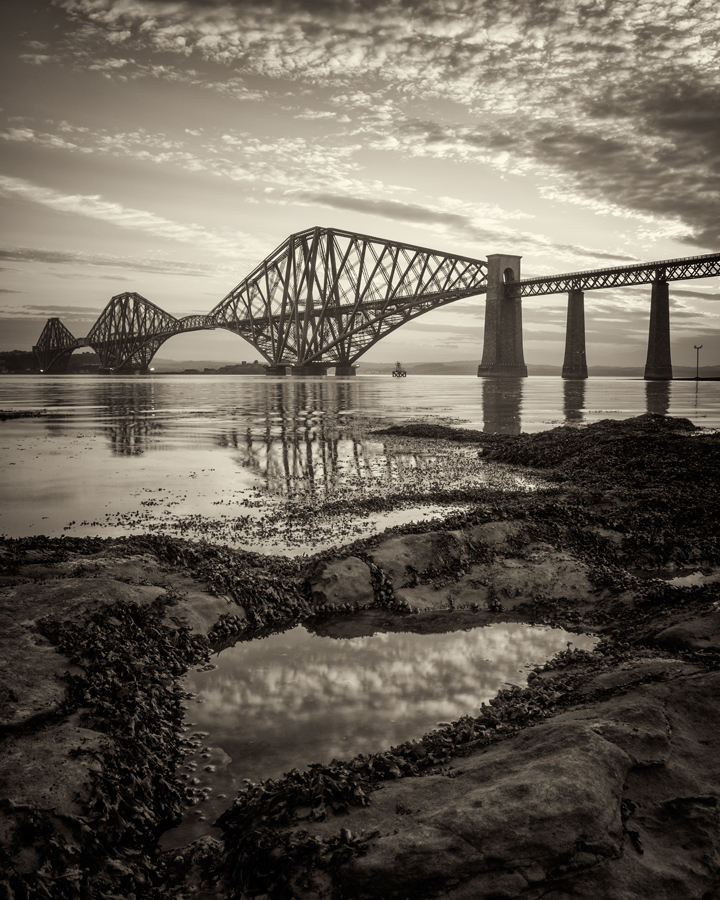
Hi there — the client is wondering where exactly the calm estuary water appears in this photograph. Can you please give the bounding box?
[1,374,718,551]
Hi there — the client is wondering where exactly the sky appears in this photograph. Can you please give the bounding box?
[1,0,719,368]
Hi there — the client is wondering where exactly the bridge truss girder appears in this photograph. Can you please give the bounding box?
[515,252,720,297]
[33,318,83,373]
[210,227,488,365]
[87,292,181,371]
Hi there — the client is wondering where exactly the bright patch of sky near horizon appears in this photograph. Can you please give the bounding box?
[1,0,719,366]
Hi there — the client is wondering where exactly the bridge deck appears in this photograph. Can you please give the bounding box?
[513,251,720,297]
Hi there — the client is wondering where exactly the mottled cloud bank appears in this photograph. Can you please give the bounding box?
[0,122,638,268]
[42,0,720,248]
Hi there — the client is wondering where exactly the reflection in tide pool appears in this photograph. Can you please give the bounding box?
[166,621,596,847]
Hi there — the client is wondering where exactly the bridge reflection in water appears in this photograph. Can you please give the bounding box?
[69,378,537,501]
[99,380,167,456]
[563,380,585,424]
[482,379,523,435]
[216,381,375,498]
[645,380,671,417]
[50,377,686,468]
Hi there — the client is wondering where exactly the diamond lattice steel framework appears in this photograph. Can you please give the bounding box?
[33,318,85,373]
[83,293,217,371]
[32,228,489,372]
[210,227,489,366]
[86,292,180,371]
[513,252,720,297]
[33,229,720,375]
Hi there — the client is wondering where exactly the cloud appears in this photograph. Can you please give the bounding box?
[0,175,258,259]
[19,54,54,65]
[669,287,720,301]
[293,191,473,230]
[1,126,94,153]
[294,110,339,120]
[0,246,214,276]
[52,272,132,281]
[15,0,720,263]
[0,288,23,294]
[291,189,639,268]
[2,121,363,193]
[23,303,97,313]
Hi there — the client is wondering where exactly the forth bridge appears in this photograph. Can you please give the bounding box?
[32,226,720,380]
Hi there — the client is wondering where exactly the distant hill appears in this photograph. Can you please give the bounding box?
[151,358,262,372]
[4,349,718,378]
[359,361,720,378]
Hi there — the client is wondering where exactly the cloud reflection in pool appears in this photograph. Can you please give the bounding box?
[169,621,596,846]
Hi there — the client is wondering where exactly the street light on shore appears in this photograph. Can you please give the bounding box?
[694,344,703,380]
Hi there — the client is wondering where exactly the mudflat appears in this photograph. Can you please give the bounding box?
[1,413,719,899]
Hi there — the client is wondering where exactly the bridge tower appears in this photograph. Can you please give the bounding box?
[33,318,79,373]
[477,254,527,377]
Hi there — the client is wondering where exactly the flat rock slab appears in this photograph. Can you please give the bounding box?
[1,576,166,623]
[652,610,720,651]
[371,536,598,612]
[293,670,720,900]
[464,520,525,549]
[0,570,236,730]
[310,556,375,608]
[0,713,108,874]
[0,578,164,730]
[394,583,455,611]
[487,544,597,608]
[577,657,699,697]
[163,590,243,635]
[0,608,78,730]
[309,720,631,897]
[13,552,161,584]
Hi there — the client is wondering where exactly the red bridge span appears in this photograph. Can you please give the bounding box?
[32,227,720,380]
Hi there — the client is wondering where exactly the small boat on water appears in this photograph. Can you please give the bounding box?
[392,361,407,377]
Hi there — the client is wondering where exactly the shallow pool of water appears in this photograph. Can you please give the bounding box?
[163,616,596,847]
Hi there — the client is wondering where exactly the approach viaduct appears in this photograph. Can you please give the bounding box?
[32,226,720,379]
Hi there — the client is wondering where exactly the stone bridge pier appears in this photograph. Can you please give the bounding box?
[477,258,679,381]
[561,288,588,379]
[477,254,528,377]
[644,279,672,380]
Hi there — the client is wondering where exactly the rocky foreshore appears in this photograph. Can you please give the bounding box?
[1,413,719,900]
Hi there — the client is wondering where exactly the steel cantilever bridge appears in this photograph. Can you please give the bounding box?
[34,227,487,375]
[33,226,720,379]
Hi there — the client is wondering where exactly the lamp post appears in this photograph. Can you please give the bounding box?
[694,344,702,380]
